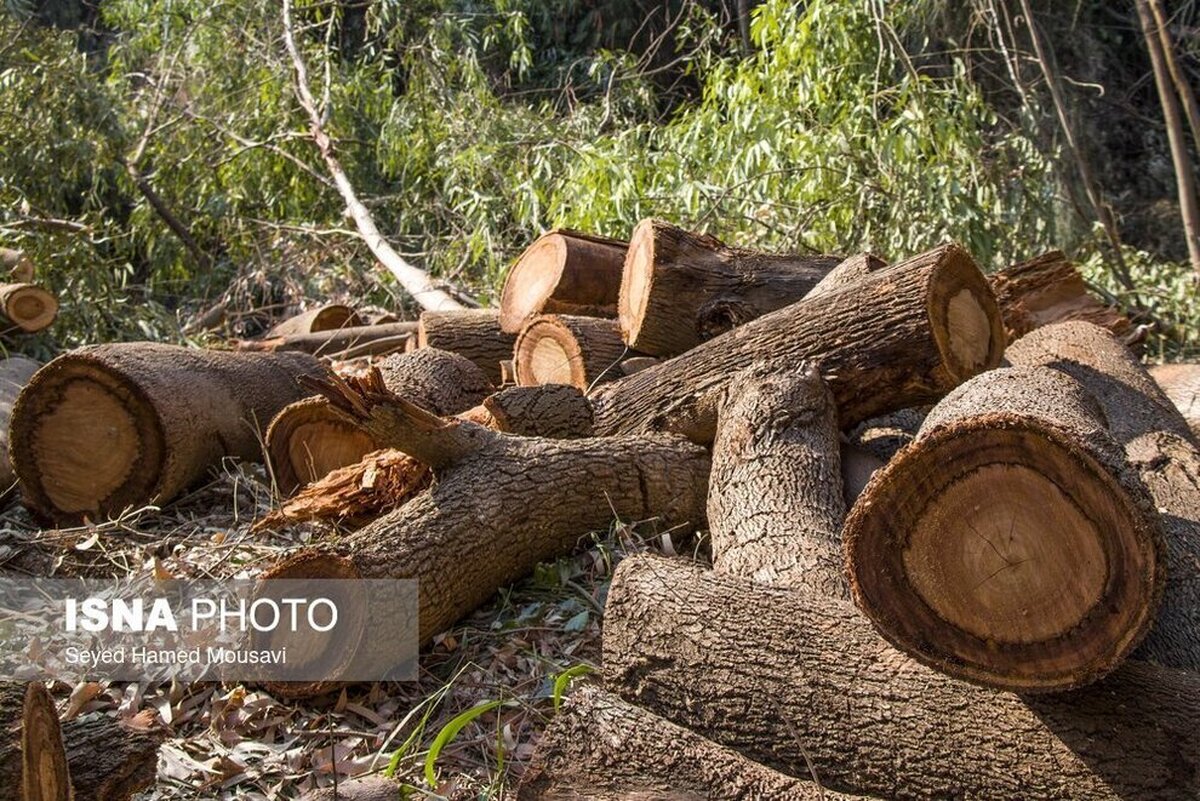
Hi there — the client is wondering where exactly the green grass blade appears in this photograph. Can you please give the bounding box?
[424,699,503,787]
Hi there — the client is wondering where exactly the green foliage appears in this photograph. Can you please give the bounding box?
[551,663,594,711]
[423,698,503,787]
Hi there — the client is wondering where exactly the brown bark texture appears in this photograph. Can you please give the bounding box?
[1149,362,1200,440]
[63,714,162,801]
[990,250,1131,343]
[417,309,517,385]
[265,304,363,338]
[514,315,633,390]
[0,682,71,801]
[0,284,57,333]
[803,252,889,298]
[236,322,418,357]
[0,357,39,493]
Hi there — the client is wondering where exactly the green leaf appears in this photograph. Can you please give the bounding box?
[552,664,594,711]
[424,700,503,787]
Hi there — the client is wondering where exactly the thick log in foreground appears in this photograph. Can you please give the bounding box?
[845,366,1163,691]
[0,681,71,801]
[518,686,872,801]
[514,315,632,389]
[618,219,841,355]
[260,374,707,697]
[1150,362,1200,439]
[1007,321,1200,672]
[235,322,418,358]
[708,361,846,594]
[604,554,1200,801]
[0,357,39,493]
[10,343,326,524]
[592,243,1005,442]
[499,230,627,333]
[0,284,57,333]
[417,309,516,385]
[63,714,161,801]
[0,249,33,283]
[265,304,362,338]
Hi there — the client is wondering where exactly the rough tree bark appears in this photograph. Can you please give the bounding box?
[236,322,418,358]
[845,366,1163,691]
[0,357,39,494]
[604,554,1200,801]
[990,250,1131,342]
[0,284,57,333]
[62,714,162,801]
[499,230,627,333]
[1149,362,1200,440]
[591,243,1005,442]
[1007,321,1200,672]
[803,252,889,298]
[9,343,326,525]
[417,309,516,385]
[708,360,846,595]
[514,315,634,390]
[265,304,362,339]
[618,218,841,355]
[0,682,71,801]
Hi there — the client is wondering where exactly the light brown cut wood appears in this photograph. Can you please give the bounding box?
[9,343,326,525]
[991,250,1131,342]
[1150,362,1200,440]
[265,304,363,338]
[63,714,161,801]
[235,322,418,357]
[514,315,632,390]
[0,357,39,494]
[592,243,1005,442]
[618,219,841,355]
[605,553,1200,801]
[1007,321,1200,671]
[499,230,628,333]
[0,682,71,801]
[0,284,56,333]
[417,309,516,385]
[708,360,846,594]
[845,366,1163,691]
[0,249,33,283]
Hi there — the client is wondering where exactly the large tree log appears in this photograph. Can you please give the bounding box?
[0,682,71,801]
[518,686,871,801]
[708,360,846,595]
[514,315,634,390]
[499,230,627,333]
[1007,321,1200,671]
[618,219,841,355]
[235,322,418,358]
[417,309,516,385]
[261,373,708,698]
[62,714,161,801]
[1149,362,1200,440]
[0,357,39,494]
[604,554,1200,801]
[10,343,326,525]
[991,250,1132,342]
[0,250,33,283]
[265,304,362,339]
[845,366,1163,691]
[0,284,57,333]
[592,243,1005,442]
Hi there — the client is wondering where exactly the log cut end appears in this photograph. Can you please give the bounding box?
[22,682,72,801]
[927,246,1005,381]
[500,231,626,333]
[617,219,665,350]
[0,283,57,332]
[501,234,571,333]
[514,316,626,390]
[844,418,1162,692]
[266,397,379,497]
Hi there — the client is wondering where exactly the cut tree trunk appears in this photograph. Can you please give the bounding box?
[266,348,491,495]
[604,554,1200,801]
[235,322,418,358]
[0,250,33,283]
[265,305,362,338]
[10,343,326,525]
[0,284,57,333]
[618,219,841,355]
[1007,321,1200,672]
[62,714,161,801]
[1149,363,1200,440]
[417,309,516,385]
[260,373,708,698]
[990,250,1131,342]
[0,357,39,494]
[708,360,846,595]
[518,686,872,801]
[499,230,627,333]
[514,315,633,390]
[0,682,71,801]
[592,243,1005,442]
[471,383,594,438]
[844,366,1163,691]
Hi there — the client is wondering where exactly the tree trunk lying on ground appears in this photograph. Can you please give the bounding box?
[62,714,162,801]
[604,554,1200,801]
[845,365,1163,691]
[9,343,326,525]
[499,230,627,333]
[991,250,1132,342]
[0,682,70,801]
[266,348,491,495]
[235,322,418,358]
[0,357,39,495]
[592,243,1005,442]
[0,250,33,283]
[1007,321,1200,672]
[618,219,841,355]
[708,360,846,595]
[518,686,873,801]
[0,284,57,333]
[417,309,516,385]
[265,304,362,339]
[1149,362,1200,439]
[260,373,708,698]
[514,315,635,390]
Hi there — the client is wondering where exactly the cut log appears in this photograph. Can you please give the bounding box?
[0,284,57,333]
[604,553,1200,801]
[592,243,1005,442]
[844,366,1163,691]
[266,348,491,495]
[0,682,71,801]
[260,372,708,698]
[499,230,627,333]
[708,360,846,594]
[0,357,39,494]
[0,249,33,283]
[618,219,841,355]
[234,322,418,357]
[417,309,516,385]
[991,250,1131,342]
[62,714,161,801]
[1150,362,1200,440]
[474,383,594,438]
[10,343,326,525]
[514,315,632,390]
[803,252,889,298]
[518,686,871,801]
[1007,321,1200,672]
[265,304,363,338]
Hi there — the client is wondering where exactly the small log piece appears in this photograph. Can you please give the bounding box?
[499,230,627,333]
